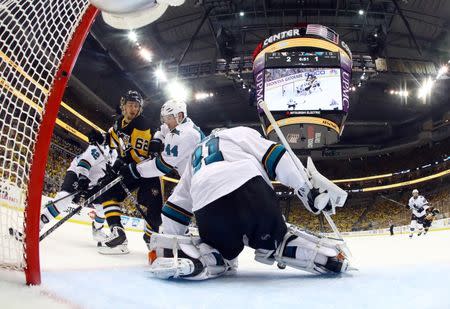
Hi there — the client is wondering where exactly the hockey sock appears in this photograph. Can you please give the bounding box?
[102,200,123,230]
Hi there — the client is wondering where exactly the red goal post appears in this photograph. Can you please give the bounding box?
[0,1,98,285]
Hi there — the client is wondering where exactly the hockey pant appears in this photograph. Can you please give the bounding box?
[410,214,425,234]
[97,176,163,235]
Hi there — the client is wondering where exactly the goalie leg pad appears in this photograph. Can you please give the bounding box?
[148,233,237,280]
[255,225,349,275]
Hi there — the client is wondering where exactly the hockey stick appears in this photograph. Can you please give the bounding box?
[39,175,123,241]
[94,142,154,229]
[380,195,405,207]
[258,101,350,253]
[44,191,79,206]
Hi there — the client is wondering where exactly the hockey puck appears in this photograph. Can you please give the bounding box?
[277,262,286,269]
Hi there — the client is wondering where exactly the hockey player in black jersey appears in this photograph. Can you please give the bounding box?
[90,90,163,254]
[423,206,440,235]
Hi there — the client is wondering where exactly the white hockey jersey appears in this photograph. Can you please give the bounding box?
[408,195,428,217]
[68,145,117,187]
[136,117,204,177]
[162,126,309,235]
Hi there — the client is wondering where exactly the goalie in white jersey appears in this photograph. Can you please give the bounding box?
[40,144,117,241]
[407,189,429,238]
[117,99,204,242]
[148,127,350,280]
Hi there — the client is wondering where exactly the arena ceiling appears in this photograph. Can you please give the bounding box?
[68,0,450,147]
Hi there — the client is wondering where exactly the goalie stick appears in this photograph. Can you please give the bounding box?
[258,100,351,257]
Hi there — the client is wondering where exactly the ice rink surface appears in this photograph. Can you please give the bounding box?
[1,222,450,309]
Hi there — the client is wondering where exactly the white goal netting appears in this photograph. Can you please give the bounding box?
[0,0,90,272]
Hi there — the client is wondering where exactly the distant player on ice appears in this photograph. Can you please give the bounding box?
[423,206,440,235]
[407,189,429,238]
[286,99,297,110]
[148,127,350,280]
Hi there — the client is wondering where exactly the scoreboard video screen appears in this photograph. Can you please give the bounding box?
[264,67,343,111]
[264,51,343,112]
[252,25,353,149]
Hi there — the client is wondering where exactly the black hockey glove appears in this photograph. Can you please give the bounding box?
[77,175,91,192]
[148,138,164,157]
[88,129,106,145]
[111,158,127,174]
[73,175,91,204]
[119,163,141,188]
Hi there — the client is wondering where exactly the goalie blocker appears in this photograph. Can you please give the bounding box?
[149,127,350,280]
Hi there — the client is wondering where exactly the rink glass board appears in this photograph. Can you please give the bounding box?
[264,67,343,112]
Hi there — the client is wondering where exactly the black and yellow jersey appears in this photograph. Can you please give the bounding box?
[108,115,153,164]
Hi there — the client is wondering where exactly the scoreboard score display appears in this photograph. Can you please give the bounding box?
[265,51,340,67]
[253,24,352,149]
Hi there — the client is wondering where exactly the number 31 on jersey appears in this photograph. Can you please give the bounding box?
[192,137,224,173]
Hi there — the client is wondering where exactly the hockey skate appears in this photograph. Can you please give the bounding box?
[97,225,129,255]
[91,222,108,242]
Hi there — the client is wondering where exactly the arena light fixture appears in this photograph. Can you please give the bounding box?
[166,80,189,101]
[417,78,434,99]
[154,68,167,82]
[358,9,364,15]
[128,30,138,43]
[239,11,245,16]
[195,92,210,101]
[139,48,152,62]
[436,65,448,79]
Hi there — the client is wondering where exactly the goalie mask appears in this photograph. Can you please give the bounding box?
[120,90,143,116]
[160,99,187,125]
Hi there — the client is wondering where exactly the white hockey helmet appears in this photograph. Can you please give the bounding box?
[160,99,187,124]
[412,189,419,195]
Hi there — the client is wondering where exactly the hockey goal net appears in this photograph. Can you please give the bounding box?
[0,0,97,285]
